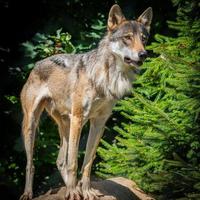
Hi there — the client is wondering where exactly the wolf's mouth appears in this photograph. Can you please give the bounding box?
[124,56,143,67]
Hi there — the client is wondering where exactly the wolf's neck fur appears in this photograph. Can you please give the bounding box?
[85,35,135,99]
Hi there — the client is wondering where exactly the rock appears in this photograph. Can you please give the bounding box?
[33,177,155,200]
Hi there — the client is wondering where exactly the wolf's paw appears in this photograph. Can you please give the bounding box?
[78,177,103,200]
[65,187,82,200]
[19,192,32,200]
[82,188,103,200]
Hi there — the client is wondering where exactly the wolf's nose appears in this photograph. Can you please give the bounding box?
[138,51,148,60]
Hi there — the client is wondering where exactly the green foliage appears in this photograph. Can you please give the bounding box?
[5,95,18,104]
[75,15,106,52]
[22,29,75,72]
[97,0,200,199]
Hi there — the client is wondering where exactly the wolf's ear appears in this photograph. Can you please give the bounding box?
[107,4,126,31]
[137,7,153,32]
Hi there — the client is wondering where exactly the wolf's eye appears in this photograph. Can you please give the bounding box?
[142,37,146,42]
[141,33,147,43]
[124,35,132,40]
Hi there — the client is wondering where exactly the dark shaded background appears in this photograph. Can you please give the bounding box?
[0,0,177,199]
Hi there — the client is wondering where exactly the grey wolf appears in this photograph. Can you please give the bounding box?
[20,4,152,200]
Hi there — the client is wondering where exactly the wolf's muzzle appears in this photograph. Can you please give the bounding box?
[124,57,143,67]
[138,50,148,60]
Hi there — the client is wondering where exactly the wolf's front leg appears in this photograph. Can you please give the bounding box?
[65,106,83,200]
[79,116,109,200]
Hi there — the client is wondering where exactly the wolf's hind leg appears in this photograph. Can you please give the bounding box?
[45,107,70,185]
[20,97,45,200]
[56,118,70,185]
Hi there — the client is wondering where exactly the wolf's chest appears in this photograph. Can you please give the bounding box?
[83,97,116,119]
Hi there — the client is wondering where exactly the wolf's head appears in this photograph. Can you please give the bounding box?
[107,5,153,69]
